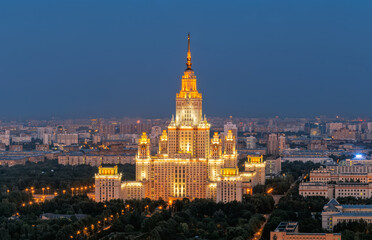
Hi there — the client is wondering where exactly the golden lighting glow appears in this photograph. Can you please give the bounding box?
[122,182,142,187]
[98,165,118,175]
[226,130,234,141]
[176,34,202,100]
[247,155,263,164]
[211,132,221,144]
[221,168,239,176]
[160,130,168,141]
[139,132,150,145]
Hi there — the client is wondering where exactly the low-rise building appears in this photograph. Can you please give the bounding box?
[35,144,50,151]
[0,151,59,167]
[9,145,23,151]
[332,128,357,141]
[58,152,135,166]
[282,150,331,163]
[270,222,341,240]
[299,159,372,198]
[322,199,372,231]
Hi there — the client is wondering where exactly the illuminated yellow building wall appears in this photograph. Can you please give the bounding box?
[95,166,122,202]
[245,155,266,186]
[121,181,144,200]
[217,168,243,203]
[142,159,208,200]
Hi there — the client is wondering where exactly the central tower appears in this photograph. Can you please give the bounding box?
[176,33,203,126]
[168,34,210,159]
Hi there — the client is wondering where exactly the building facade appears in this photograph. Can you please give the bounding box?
[94,166,122,202]
[299,161,372,199]
[94,34,263,203]
[265,157,282,177]
[322,199,372,231]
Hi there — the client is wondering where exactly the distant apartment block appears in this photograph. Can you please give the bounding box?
[58,152,135,166]
[55,133,78,146]
[0,151,59,167]
[282,150,331,163]
[9,144,23,152]
[245,136,257,149]
[267,133,286,156]
[332,128,357,141]
[265,157,281,177]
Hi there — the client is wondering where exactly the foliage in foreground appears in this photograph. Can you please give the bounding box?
[0,192,273,240]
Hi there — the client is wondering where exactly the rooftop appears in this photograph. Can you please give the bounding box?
[333,212,372,217]
[274,222,298,232]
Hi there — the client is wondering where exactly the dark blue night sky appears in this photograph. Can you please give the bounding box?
[1,0,371,119]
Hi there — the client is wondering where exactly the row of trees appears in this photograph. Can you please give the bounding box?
[0,193,273,240]
[334,219,372,240]
[0,160,136,192]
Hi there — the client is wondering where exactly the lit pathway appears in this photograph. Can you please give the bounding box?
[252,214,268,240]
[251,178,301,239]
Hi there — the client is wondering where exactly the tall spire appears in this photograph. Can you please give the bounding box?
[186,33,192,70]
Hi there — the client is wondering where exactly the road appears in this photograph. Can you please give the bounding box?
[251,214,268,240]
[250,179,300,240]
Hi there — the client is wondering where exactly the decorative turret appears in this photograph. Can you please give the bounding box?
[138,132,150,159]
[224,130,236,155]
[158,130,168,155]
[223,130,237,168]
[210,132,222,159]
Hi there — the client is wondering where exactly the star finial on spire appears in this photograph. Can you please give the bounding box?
[186,33,192,70]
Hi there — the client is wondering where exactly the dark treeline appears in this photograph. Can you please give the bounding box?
[253,176,293,195]
[253,160,320,195]
[337,196,372,205]
[334,219,372,240]
[0,160,135,191]
[0,193,274,240]
[281,161,322,180]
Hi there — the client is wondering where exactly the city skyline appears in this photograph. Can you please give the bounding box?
[1,1,372,119]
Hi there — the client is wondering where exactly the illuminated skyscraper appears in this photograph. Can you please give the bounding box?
[95,34,264,202]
